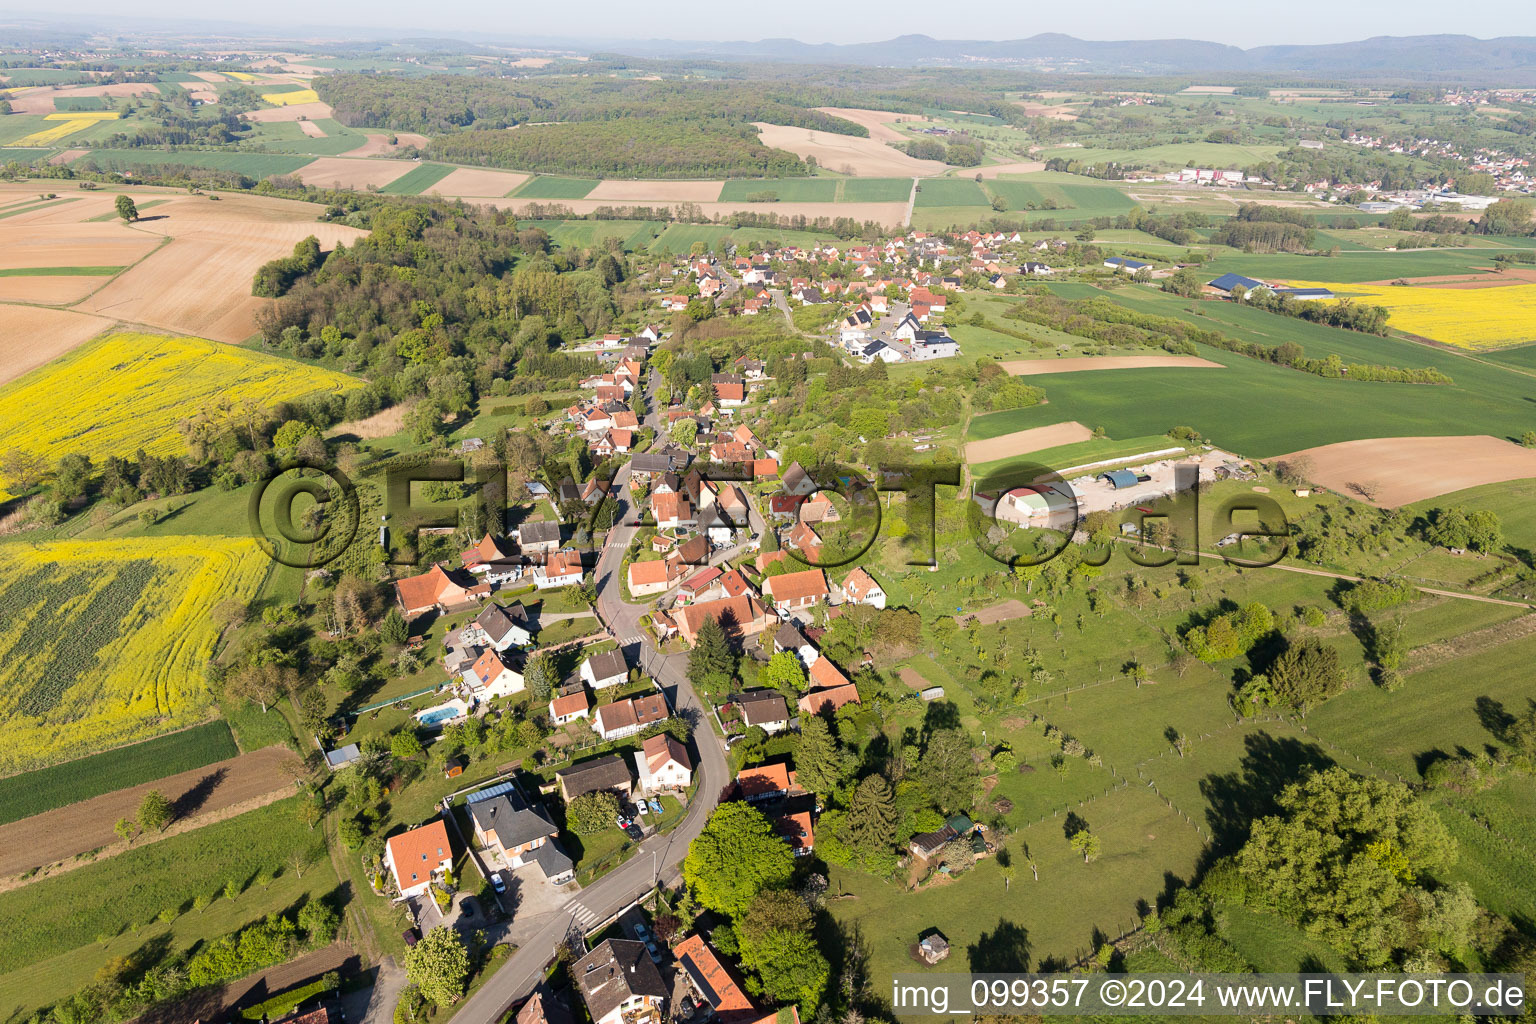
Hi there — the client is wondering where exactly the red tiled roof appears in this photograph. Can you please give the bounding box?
[386,820,452,888]
[774,811,814,853]
[550,690,590,718]
[764,568,828,605]
[799,682,861,716]
[643,732,691,773]
[808,656,849,690]
[673,934,754,1016]
[736,762,789,798]
[628,560,673,587]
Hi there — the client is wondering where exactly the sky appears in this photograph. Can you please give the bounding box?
[21,0,1536,49]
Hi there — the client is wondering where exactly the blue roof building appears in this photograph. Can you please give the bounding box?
[1101,469,1139,489]
[1207,272,1266,294]
[1104,257,1150,271]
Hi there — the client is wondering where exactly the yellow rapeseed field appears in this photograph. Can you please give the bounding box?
[1295,280,1536,350]
[0,332,361,488]
[223,71,259,81]
[0,536,269,773]
[261,88,320,106]
[14,111,120,147]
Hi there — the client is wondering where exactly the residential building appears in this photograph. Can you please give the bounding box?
[735,690,791,734]
[573,940,667,1024]
[581,649,629,690]
[556,754,634,802]
[592,693,668,742]
[395,564,490,618]
[674,595,775,646]
[462,649,525,699]
[460,533,517,574]
[774,622,819,666]
[672,934,756,1022]
[653,492,696,531]
[627,558,679,596]
[469,602,533,651]
[763,568,829,611]
[517,521,563,555]
[549,688,591,726]
[773,811,815,856]
[468,789,559,866]
[634,733,692,793]
[735,762,791,802]
[840,568,886,609]
[534,551,583,590]
[384,820,453,899]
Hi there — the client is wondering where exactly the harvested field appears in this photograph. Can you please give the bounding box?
[0,744,298,881]
[3,82,159,115]
[1358,268,1536,288]
[0,305,112,384]
[1273,435,1536,507]
[897,667,930,690]
[47,148,88,166]
[291,155,414,189]
[977,161,1048,178]
[752,122,947,177]
[327,399,413,440]
[187,88,219,104]
[189,71,226,83]
[296,119,327,138]
[586,179,726,202]
[75,192,368,341]
[956,599,1033,627]
[0,219,161,271]
[240,99,334,123]
[341,131,432,157]
[964,421,1092,464]
[428,166,529,198]
[812,107,925,144]
[1000,355,1223,375]
[0,275,102,303]
[1014,102,1080,121]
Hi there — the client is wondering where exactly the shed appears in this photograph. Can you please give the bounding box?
[325,744,360,770]
[919,686,945,701]
[1101,469,1139,489]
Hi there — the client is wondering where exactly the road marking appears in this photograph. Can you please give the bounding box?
[569,902,597,928]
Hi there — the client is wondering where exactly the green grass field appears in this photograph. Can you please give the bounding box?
[75,149,316,178]
[51,96,109,112]
[826,785,1205,979]
[910,206,993,231]
[240,118,371,157]
[1199,247,1511,283]
[0,265,122,277]
[0,720,238,825]
[512,176,600,199]
[964,288,1536,458]
[1433,776,1536,921]
[719,178,836,202]
[1405,478,1536,556]
[0,147,49,165]
[525,219,666,251]
[983,179,1138,222]
[0,798,332,1019]
[913,178,988,208]
[650,222,845,253]
[839,177,913,202]
[379,162,457,195]
[1040,141,1284,169]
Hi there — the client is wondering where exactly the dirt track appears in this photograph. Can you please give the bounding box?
[999,355,1222,376]
[0,744,298,882]
[965,421,1092,465]
[1273,435,1536,507]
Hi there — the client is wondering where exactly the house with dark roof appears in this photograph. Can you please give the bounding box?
[518,989,576,1024]
[470,602,533,651]
[1206,272,1266,297]
[581,649,629,690]
[574,940,667,1024]
[1103,256,1150,272]
[774,622,818,666]
[468,789,558,867]
[556,754,634,802]
[733,690,791,735]
[517,521,564,554]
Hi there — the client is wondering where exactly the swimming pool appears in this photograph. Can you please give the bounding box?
[415,699,468,728]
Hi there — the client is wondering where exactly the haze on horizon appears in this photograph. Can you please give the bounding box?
[14,0,1536,51]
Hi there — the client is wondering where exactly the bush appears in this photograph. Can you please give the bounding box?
[567,791,620,835]
[1183,603,1273,662]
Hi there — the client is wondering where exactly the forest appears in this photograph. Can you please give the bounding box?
[429,120,811,179]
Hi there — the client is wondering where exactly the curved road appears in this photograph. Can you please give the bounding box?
[448,379,728,1024]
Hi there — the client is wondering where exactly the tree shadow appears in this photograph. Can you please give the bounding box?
[968,919,1031,973]
[1198,731,1332,864]
[921,700,961,736]
[172,767,227,821]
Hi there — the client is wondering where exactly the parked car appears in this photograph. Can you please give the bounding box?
[634,923,651,941]
[615,815,632,830]
[625,823,643,840]
[634,802,648,817]
[491,874,506,894]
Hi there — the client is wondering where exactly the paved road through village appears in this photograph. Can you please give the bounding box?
[448,364,730,1024]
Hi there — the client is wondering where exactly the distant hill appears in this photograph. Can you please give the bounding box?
[594,32,1536,80]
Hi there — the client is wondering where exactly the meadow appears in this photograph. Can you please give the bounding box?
[983,178,1138,220]
[378,161,458,195]
[512,176,600,199]
[0,332,361,473]
[913,178,988,208]
[718,178,836,202]
[74,148,317,178]
[0,720,238,824]
[964,288,1536,458]
[526,219,666,251]
[0,797,331,1019]
[1198,247,1509,283]
[0,537,270,773]
[1039,141,1283,168]
[839,177,913,202]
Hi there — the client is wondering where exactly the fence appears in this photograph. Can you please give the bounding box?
[347,684,442,717]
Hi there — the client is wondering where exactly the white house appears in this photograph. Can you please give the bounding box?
[533,551,583,590]
[592,693,668,742]
[384,820,453,900]
[549,689,591,726]
[634,733,692,794]
[462,649,524,698]
[840,567,887,609]
[581,649,629,690]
